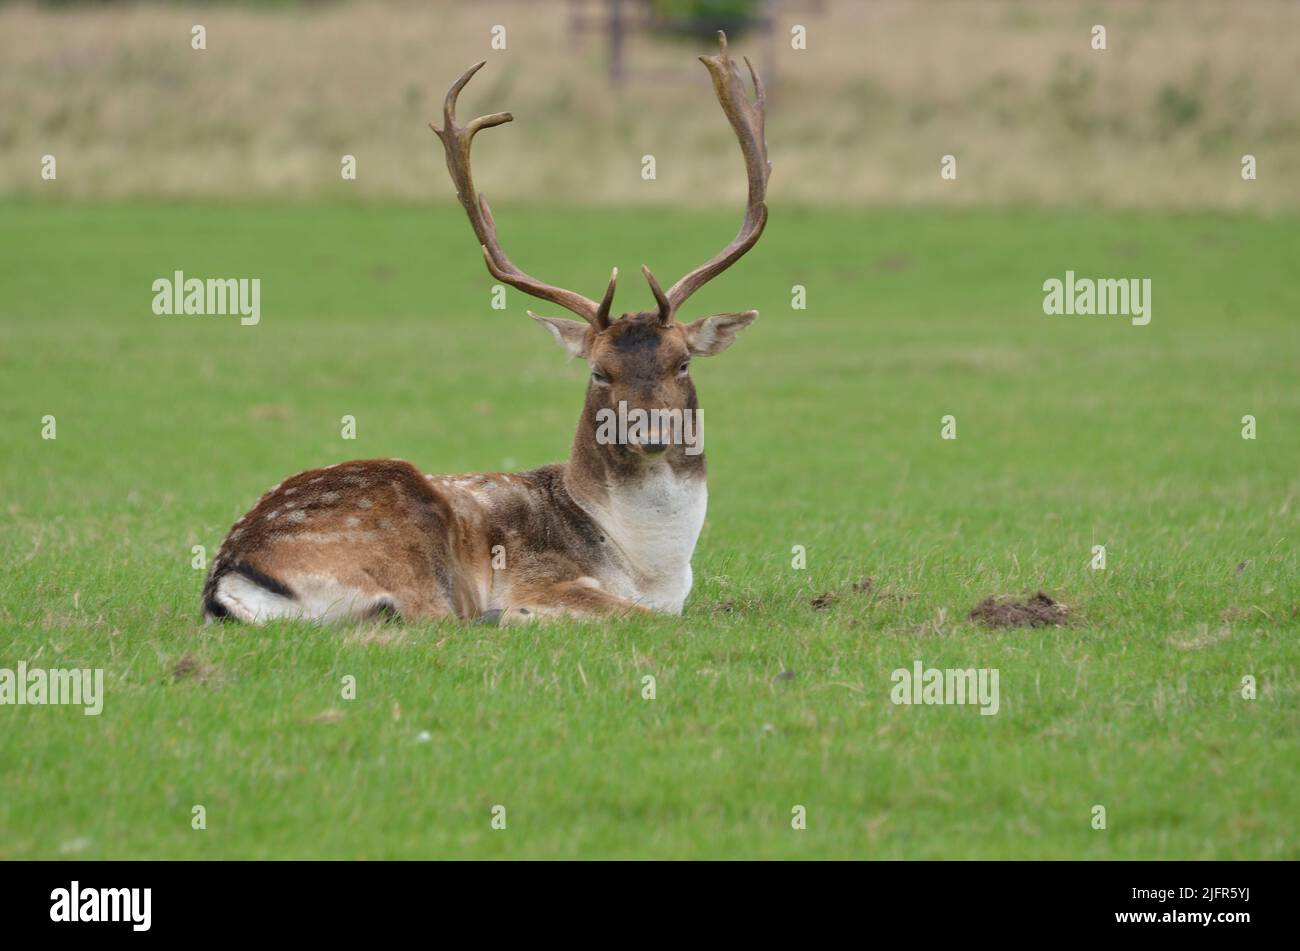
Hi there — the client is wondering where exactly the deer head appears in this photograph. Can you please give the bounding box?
[431,32,769,460]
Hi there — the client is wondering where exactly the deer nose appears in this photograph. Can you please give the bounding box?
[640,441,670,454]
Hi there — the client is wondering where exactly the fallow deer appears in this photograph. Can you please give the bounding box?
[202,33,770,625]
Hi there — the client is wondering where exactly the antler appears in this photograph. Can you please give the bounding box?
[643,32,771,325]
[434,32,767,330]
[431,62,617,330]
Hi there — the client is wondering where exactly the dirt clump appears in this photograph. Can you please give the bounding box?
[969,592,1068,628]
[170,654,219,683]
[811,576,875,610]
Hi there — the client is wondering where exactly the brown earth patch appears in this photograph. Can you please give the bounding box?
[968,592,1068,628]
[811,576,876,610]
[810,591,838,610]
[170,654,219,683]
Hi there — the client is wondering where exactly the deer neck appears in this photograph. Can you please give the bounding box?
[562,397,708,596]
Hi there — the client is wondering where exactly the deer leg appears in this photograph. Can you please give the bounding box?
[492,578,651,626]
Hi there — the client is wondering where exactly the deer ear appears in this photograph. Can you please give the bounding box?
[682,310,758,356]
[529,311,590,358]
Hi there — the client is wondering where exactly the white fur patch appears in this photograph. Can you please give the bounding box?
[211,573,298,624]
[580,462,706,613]
[213,572,390,624]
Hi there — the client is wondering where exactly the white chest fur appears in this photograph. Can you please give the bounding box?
[583,465,707,614]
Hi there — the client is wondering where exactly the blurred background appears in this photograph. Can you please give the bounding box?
[3,0,1298,211]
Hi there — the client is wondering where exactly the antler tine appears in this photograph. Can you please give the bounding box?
[641,265,671,324]
[664,31,771,319]
[595,267,619,328]
[432,62,608,329]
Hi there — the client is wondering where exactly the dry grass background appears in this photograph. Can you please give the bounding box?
[2,0,1298,210]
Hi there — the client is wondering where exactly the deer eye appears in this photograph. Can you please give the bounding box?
[591,367,611,385]
[677,360,691,376]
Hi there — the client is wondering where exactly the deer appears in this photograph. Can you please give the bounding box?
[201,33,770,626]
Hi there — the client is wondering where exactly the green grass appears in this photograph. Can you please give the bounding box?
[1,200,1297,858]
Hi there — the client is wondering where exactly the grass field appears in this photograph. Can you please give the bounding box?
[1,200,1297,858]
